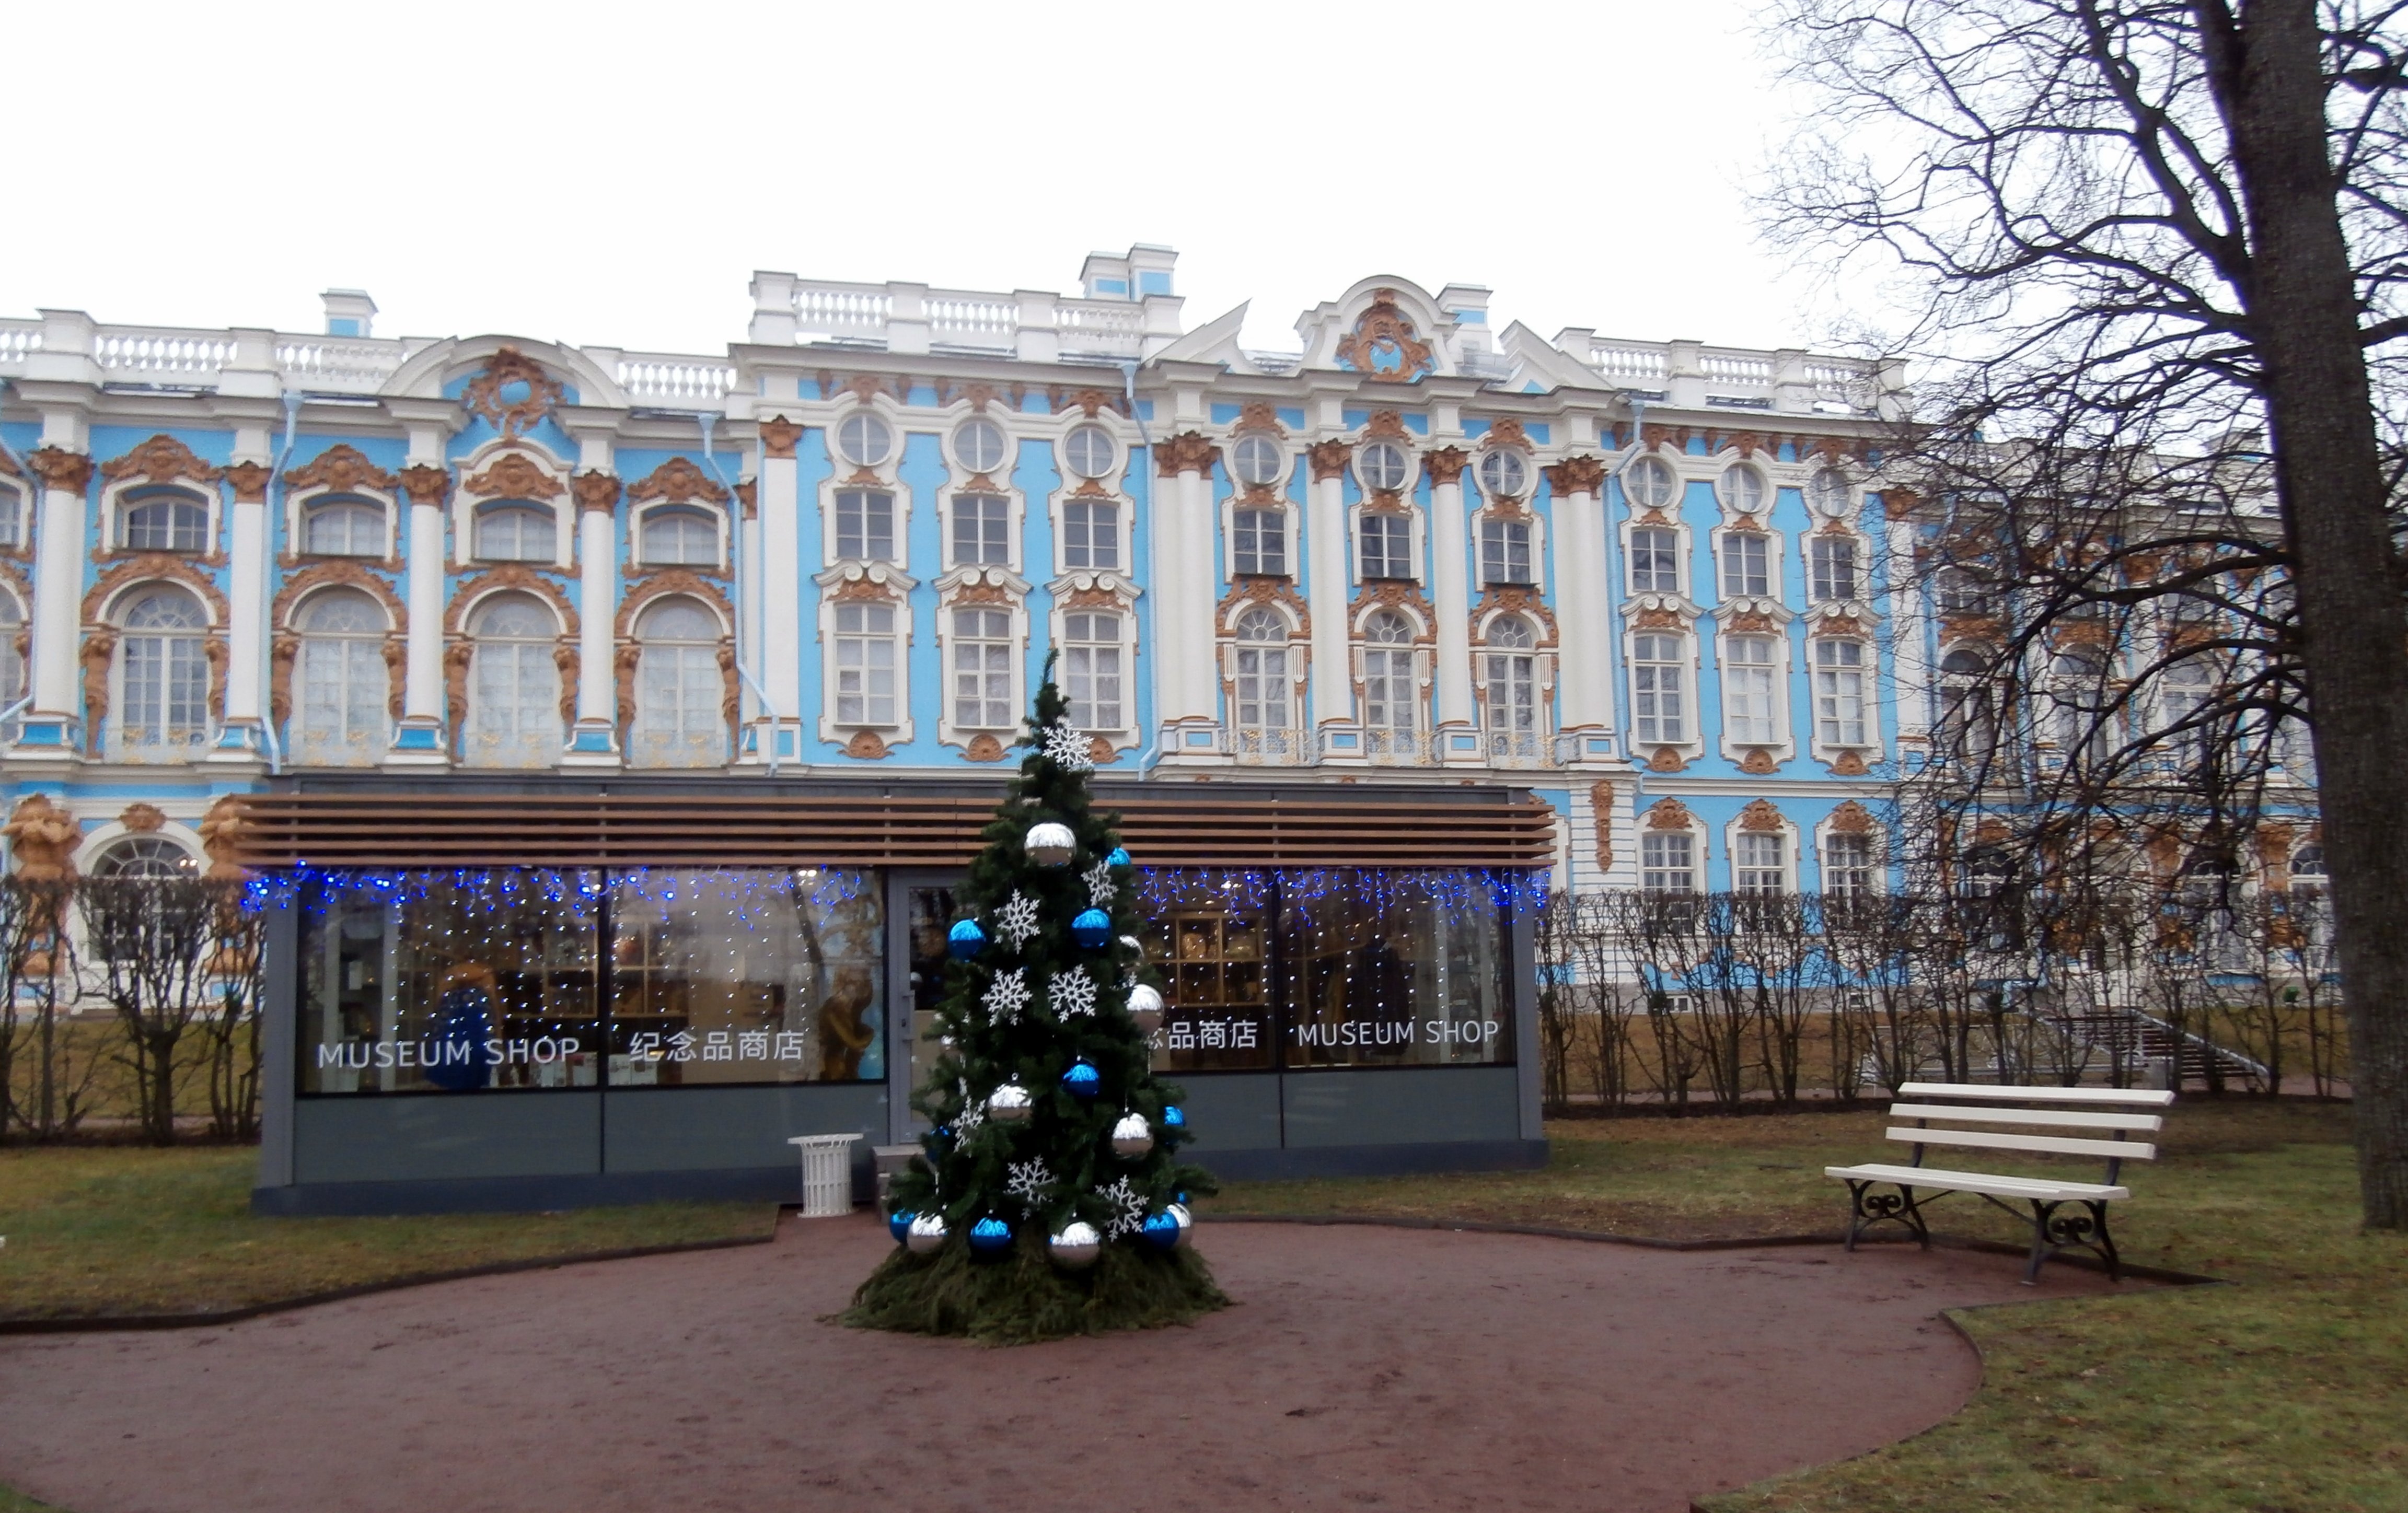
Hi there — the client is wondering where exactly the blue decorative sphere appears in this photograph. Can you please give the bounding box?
[947,918,987,960]
[1162,1104,1186,1129]
[1142,1211,1181,1251]
[1071,908,1112,948]
[887,1209,914,1244]
[1107,847,1131,868]
[968,1216,1013,1256]
[1062,1060,1101,1099]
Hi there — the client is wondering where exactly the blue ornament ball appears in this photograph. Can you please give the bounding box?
[1071,908,1112,948]
[1062,1060,1102,1099]
[1142,1211,1181,1251]
[1107,847,1131,868]
[947,918,987,960]
[887,1209,914,1245]
[968,1216,1013,1256]
[1162,1104,1186,1129]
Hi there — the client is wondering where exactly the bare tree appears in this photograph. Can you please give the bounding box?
[1766,0,2408,1225]
[76,877,222,1144]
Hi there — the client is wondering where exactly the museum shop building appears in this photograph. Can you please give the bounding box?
[231,782,1550,1215]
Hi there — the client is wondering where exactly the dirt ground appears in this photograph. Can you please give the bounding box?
[0,1216,2136,1513]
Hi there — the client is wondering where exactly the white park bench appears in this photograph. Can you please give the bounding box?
[1826,1082,2176,1283]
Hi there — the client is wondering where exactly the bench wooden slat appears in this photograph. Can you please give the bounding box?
[1826,1162,2129,1203]
[1897,1082,2176,1108]
[1886,1126,2158,1162]
[1887,1103,2164,1134]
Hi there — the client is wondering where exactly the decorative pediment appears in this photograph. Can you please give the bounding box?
[284,444,399,497]
[1645,797,1695,830]
[629,457,729,507]
[1738,798,1787,831]
[100,434,222,488]
[462,450,565,502]
[1236,401,1284,436]
[1334,290,1434,382]
[461,347,565,439]
[1827,800,1879,834]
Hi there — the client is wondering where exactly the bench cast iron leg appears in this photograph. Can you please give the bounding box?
[2024,1201,2057,1284]
[2023,1200,2120,1284]
[1844,1181,1927,1250]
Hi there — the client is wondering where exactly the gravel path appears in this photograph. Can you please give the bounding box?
[0,1215,2126,1513]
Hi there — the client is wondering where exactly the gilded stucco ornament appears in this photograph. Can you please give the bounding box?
[461,347,565,439]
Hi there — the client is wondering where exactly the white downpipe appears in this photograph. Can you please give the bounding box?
[258,393,301,773]
[697,415,780,777]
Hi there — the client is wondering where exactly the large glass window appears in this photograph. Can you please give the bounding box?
[304,499,384,557]
[1810,537,1859,601]
[1641,832,1696,894]
[296,589,388,763]
[475,504,555,563]
[118,587,209,751]
[835,490,895,561]
[1479,518,1534,587]
[1633,633,1687,744]
[1359,514,1411,580]
[1362,610,1417,743]
[1234,508,1287,576]
[1063,611,1122,731]
[951,494,1009,566]
[633,598,726,766]
[951,607,1013,729]
[1232,609,1292,750]
[640,509,717,567]
[1823,832,1875,898]
[1723,635,1779,745]
[1720,531,1769,597]
[1734,831,1788,894]
[1629,526,1678,593]
[121,491,209,552]
[1483,615,1539,756]
[466,593,562,766]
[835,602,898,725]
[1231,435,1286,487]
[296,868,885,1094]
[1813,639,1867,747]
[1062,500,1119,571]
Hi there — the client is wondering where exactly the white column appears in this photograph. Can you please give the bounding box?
[740,481,762,726]
[387,459,451,766]
[1306,446,1353,729]
[207,443,271,768]
[1179,467,1219,721]
[27,452,87,721]
[564,470,620,766]
[1549,460,1611,730]
[1428,457,1473,731]
[755,420,803,761]
[1154,449,1218,725]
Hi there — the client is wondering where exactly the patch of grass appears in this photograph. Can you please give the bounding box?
[1210,1098,2407,1512]
[0,1145,777,1322]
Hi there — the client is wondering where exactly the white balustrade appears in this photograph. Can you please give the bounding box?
[95,328,233,383]
[0,322,39,367]
[1590,344,1669,384]
[278,337,406,394]
[617,355,738,406]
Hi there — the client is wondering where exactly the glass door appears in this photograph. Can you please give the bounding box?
[886,872,960,1142]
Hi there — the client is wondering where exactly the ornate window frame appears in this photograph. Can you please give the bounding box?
[1639,797,1706,895]
[1471,596,1558,761]
[95,435,225,565]
[814,564,917,752]
[619,582,736,769]
[272,566,407,764]
[1349,591,1434,760]
[820,393,912,572]
[1051,585,1141,754]
[1222,409,1298,583]
[282,444,402,566]
[933,573,1029,756]
[1214,579,1309,763]
[1813,800,1886,899]
[1716,609,1797,772]
[1725,799,1800,895]
[1804,608,1882,773]
[90,568,225,763]
[1623,603,1706,772]
[452,440,573,571]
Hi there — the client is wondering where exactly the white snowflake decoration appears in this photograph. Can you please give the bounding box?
[1049,964,1097,1019]
[1005,1158,1055,1210]
[1094,1176,1149,1239]
[982,967,1030,1026]
[1043,721,1095,774]
[996,892,1040,951]
[955,1102,985,1134]
[1083,858,1117,907]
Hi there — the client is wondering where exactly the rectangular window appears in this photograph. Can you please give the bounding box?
[1810,537,1859,601]
[1632,633,1686,744]
[950,494,1009,566]
[1062,500,1119,571]
[1233,508,1288,576]
[1641,832,1695,894]
[1629,526,1678,593]
[951,607,1014,728]
[836,490,895,561]
[1359,514,1412,579]
[1813,639,1867,747]
[1734,831,1787,894]
[1063,611,1123,730]
[1479,518,1534,586]
[834,602,897,725]
[1720,531,1769,597]
[1823,833,1875,898]
[1722,636,1779,744]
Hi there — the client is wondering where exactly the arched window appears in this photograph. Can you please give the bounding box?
[2288,844,2326,899]
[1484,615,1539,757]
[1937,648,1997,765]
[296,589,388,762]
[465,593,561,765]
[118,587,209,751]
[1232,608,1292,753]
[633,598,725,766]
[1063,611,1122,731]
[474,503,556,563]
[1362,610,1417,749]
[89,835,198,878]
[120,490,209,553]
[639,509,717,567]
[303,498,384,557]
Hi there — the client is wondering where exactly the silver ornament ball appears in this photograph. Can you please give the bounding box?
[1025,822,1076,866]
[1110,1111,1155,1159]
[986,1081,1033,1123]
[906,1212,949,1255]
[1047,1220,1103,1271]
[1126,982,1165,1035]
[1166,1202,1194,1249]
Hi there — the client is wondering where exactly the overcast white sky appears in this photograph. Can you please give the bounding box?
[7,0,1838,358]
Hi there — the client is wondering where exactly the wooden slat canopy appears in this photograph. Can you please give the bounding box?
[223,790,1557,871]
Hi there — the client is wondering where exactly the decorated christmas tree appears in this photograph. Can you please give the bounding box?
[844,660,1225,1343]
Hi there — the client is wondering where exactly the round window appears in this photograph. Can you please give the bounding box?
[836,412,894,469]
[1062,424,1116,480]
[1808,468,1851,518]
[1719,464,1767,514]
[1358,441,1410,493]
[1478,450,1527,498]
[1232,435,1286,488]
[954,417,1008,475]
[1622,456,1677,510]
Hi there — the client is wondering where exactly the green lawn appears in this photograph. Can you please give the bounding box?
[0,1146,775,1322]
[1207,1099,2407,1513]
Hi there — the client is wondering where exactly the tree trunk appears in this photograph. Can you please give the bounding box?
[2203,0,2408,1224]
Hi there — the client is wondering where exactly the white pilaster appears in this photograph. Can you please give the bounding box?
[1306,464,1353,729]
[1552,468,1611,730]
[563,475,621,767]
[1430,470,1473,730]
[753,425,803,762]
[386,427,453,766]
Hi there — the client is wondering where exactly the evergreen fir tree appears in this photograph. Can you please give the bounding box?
[844,661,1225,1343]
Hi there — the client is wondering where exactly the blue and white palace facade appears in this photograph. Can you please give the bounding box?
[0,249,1917,895]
